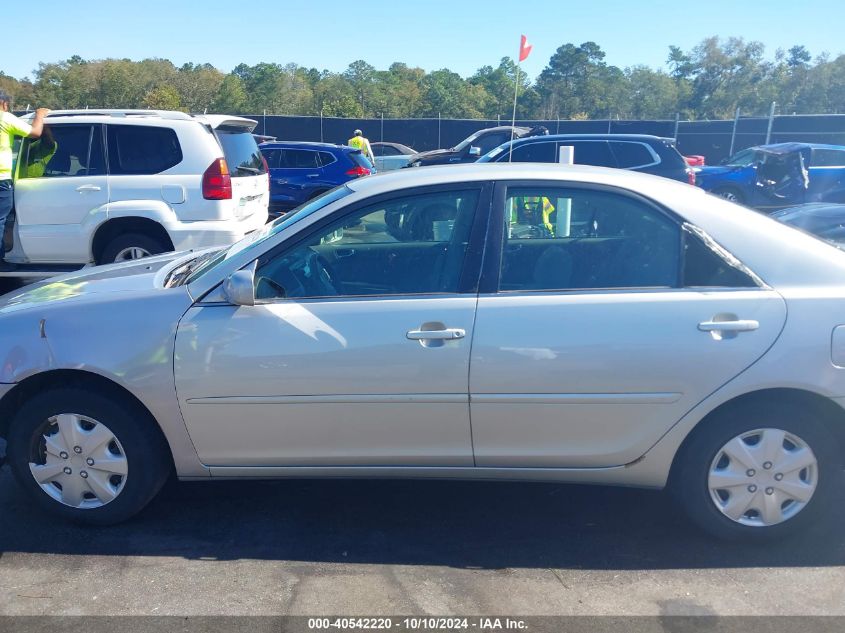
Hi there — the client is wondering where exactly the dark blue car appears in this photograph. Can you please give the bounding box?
[259,141,375,217]
[696,143,845,211]
[477,134,695,184]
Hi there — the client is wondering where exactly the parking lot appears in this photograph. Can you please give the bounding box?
[2,461,845,617]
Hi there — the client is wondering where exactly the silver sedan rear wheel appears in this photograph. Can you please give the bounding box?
[28,413,129,509]
[708,428,818,527]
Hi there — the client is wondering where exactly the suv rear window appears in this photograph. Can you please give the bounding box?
[349,151,374,169]
[107,125,182,175]
[216,127,267,177]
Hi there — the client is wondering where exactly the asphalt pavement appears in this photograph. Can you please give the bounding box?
[2,462,845,617]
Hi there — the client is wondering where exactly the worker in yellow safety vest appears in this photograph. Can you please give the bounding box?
[347,129,374,163]
[510,195,556,236]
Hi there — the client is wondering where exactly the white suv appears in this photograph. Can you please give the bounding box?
[5,110,269,273]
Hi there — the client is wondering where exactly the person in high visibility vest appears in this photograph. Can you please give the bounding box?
[510,195,556,236]
[0,90,49,271]
[347,129,374,163]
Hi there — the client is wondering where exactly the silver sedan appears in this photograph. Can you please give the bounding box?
[1,163,844,540]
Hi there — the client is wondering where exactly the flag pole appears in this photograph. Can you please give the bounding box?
[509,56,521,163]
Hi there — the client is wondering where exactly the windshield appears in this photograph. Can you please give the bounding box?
[453,131,483,152]
[723,149,758,167]
[481,145,507,161]
[179,185,354,286]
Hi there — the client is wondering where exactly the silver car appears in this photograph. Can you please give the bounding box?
[1,163,844,540]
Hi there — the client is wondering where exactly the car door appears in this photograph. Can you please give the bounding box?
[468,182,787,468]
[13,123,108,263]
[275,148,323,206]
[174,184,491,467]
[807,148,845,203]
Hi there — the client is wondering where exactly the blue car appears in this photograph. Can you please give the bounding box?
[259,141,375,217]
[696,143,845,211]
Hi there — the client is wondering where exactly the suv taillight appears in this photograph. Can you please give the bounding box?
[345,165,371,177]
[687,168,696,186]
[203,158,232,200]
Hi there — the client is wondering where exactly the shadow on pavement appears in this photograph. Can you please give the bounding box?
[2,467,844,570]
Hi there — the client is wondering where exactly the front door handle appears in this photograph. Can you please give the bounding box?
[406,328,466,341]
[306,174,320,179]
[76,184,101,192]
[698,319,759,333]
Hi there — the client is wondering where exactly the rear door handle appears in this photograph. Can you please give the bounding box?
[406,328,466,341]
[306,174,319,179]
[698,319,759,332]
[76,184,101,192]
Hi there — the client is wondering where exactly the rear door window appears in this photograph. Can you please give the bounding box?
[568,141,616,167]
[279,149,321,169]
[108,125,182,175]
[610,142,658,168]
[811,149,845,167]
[216,127,266,177]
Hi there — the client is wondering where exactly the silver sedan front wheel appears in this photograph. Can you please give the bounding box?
[708,428,817,527]
[29,413,129,509]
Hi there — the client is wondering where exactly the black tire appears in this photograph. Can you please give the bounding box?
[713,187,745,205]
[6,387,172,525]
[99,233,169,265]
[671,401,841,541]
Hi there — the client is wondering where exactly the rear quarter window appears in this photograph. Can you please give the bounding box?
[216,127,267,177]
[610,142,658,168]
[107,125,182,175]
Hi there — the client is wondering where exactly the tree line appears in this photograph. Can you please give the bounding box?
[1,36,843,121]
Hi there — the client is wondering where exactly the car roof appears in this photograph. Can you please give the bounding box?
[775,203,845,216]
[756,142,845,154]
[26,109,257,131]
[508,133,672,145]
[260,141,352,151]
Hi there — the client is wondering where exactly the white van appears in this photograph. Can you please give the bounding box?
[5,110,269,275]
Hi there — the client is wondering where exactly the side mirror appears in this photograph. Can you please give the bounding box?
[222,262,257,306]
[468,146,481,157]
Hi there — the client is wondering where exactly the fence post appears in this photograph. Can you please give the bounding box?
[320,109,324,143]
[673,113,680,142]
[438,112,441,148]
[263,109,266,136]
[765,102,777,144]
[729,107,741,156]
[381,112,384,144]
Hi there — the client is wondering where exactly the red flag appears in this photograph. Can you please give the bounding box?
[519,35,532,62]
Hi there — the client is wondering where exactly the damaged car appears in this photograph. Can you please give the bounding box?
[696,143,845,211]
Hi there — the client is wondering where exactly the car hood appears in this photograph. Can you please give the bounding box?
[0,251,197,315]
[408,148,457,163]
[697,165,743,177]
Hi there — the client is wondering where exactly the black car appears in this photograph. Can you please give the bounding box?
[477,134,695,185]
[771,203,845,245]
[406,125,538,168]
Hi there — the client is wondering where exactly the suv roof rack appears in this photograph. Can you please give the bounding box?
[44,109,194,121]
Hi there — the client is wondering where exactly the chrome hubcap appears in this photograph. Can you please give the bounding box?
[114,246,152,262]
[29,413,128,509]
[708,428,817,527]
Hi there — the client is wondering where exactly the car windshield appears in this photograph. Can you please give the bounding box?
[722,149,757,167]
[453,131,483,152]
[481,145,507,161]
[178,186,354,286]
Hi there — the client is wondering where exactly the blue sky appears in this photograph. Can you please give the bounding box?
[3,0,843,81]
